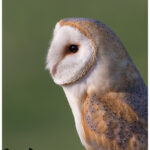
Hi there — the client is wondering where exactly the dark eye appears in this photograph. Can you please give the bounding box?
[68,45,79,53]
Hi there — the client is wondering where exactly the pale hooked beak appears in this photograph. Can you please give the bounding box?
[51,63,58,76]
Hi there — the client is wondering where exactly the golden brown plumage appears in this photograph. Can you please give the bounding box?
[46,18,147,150]
[82,92,147,150]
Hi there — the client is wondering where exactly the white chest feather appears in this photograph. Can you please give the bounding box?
[63,87,86,146]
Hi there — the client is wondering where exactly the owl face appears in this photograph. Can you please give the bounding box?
[46,22,96,85]
[46,18,136,89]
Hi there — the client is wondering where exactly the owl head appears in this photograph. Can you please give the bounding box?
[46,18,139,89]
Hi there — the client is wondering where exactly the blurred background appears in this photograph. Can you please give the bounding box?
[3,0,147,150]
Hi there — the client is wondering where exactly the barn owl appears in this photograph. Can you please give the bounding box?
[46,18,147,150]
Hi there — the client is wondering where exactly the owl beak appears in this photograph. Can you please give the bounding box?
[51,63,57,76]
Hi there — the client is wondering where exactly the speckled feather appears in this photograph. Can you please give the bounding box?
[82,93,147,150]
